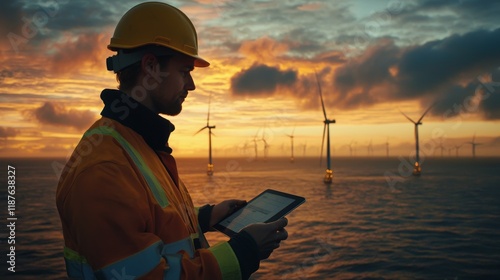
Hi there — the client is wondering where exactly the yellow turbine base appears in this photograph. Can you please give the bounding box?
[207,164,214,176]
[324,169,333,184]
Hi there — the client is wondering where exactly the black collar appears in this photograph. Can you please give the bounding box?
[100,89,175,153]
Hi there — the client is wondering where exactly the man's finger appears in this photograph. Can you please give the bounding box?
[268,217,288,230]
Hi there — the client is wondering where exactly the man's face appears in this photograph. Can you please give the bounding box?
[148,54,196,116]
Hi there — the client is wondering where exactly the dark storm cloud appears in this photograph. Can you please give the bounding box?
[0,127,18,138]
[325,28,500,113]
[1,0,126,51]
[14,0,121,32]
[428,83,477,118]
[421,67,500,120]
[231,64,298,95]
[0,1,24,38]
[477,68,500,120]
[397,28,500,96]
[334,40,399,97]
[32,102,95,129]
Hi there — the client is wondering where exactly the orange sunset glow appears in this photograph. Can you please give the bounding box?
[1,0,499,159]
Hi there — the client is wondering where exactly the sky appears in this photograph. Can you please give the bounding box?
[1,0,499,159]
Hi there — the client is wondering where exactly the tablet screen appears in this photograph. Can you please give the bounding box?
[214,189,305,236]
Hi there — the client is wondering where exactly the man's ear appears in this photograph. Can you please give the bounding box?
[141,53,157,73]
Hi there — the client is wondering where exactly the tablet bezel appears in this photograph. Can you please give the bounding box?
[213,189,305,237]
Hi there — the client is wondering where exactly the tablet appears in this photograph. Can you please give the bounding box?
[213,189,305,237]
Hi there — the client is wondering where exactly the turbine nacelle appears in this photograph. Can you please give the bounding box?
[324,119,336,124]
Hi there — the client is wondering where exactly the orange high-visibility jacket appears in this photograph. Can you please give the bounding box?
[56,118,241,279]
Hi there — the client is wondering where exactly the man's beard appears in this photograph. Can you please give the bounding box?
[162,100,182,116]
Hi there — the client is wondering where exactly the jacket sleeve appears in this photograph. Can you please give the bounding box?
[196,204,214,233]
[60,161,240,279]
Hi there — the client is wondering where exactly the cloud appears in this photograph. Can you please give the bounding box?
[424,67,500,120]
[478,68,500,120]
[0,127,18,138]
[333,39,400,108]
[238,36,290,60]
[317,28,500,116]
[225,27,500,120]
[0,1,24,49]
[32,102,96,129]
[47,31,110,74]
[396,28,500,96]
[231,64,298,96]
[297,2,324,11]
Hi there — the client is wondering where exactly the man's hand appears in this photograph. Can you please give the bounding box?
[210,199,247,227]
[240,218,288,260]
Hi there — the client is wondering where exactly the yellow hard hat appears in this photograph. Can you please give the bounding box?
[108,2,209,68]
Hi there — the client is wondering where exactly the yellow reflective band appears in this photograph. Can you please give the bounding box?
[84,126,169,208]
[64,246,88,263]
[63,247,95,279]
[209,242,241,280]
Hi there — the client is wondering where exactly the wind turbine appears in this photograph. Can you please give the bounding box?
[195,94,216,176]
[467,134,482,158]
[252,129,260,160]
[286,127,295,163]
[400,103,434,176]
[454,143,463,157]
[367,139,374,156]
[348,141,357,157]
[261,129,270,161]
[316,72,335,184]
[437,138,445,157]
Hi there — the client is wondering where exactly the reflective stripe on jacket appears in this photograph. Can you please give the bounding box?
[56,118,241,279]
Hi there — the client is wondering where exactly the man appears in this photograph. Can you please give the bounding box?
[56,2,288,279]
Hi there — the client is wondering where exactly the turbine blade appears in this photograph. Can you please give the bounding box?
[315,71,328,120]
[399,109,416,124]
[417,102,436,123]
[194,126,207,135]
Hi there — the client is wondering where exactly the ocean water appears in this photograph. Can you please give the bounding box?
[0,156,499,279]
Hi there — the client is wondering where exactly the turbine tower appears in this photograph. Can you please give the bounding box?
[400,103,434,176]
[467,134,482,158]
[348,141,356,157]
[261,129,270,161]
[195,94,216,176]
[285,127,295,163]
[385,138,390,157]
[316,72,335,184]
[252,129,260,160]
[367,139,374,156]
